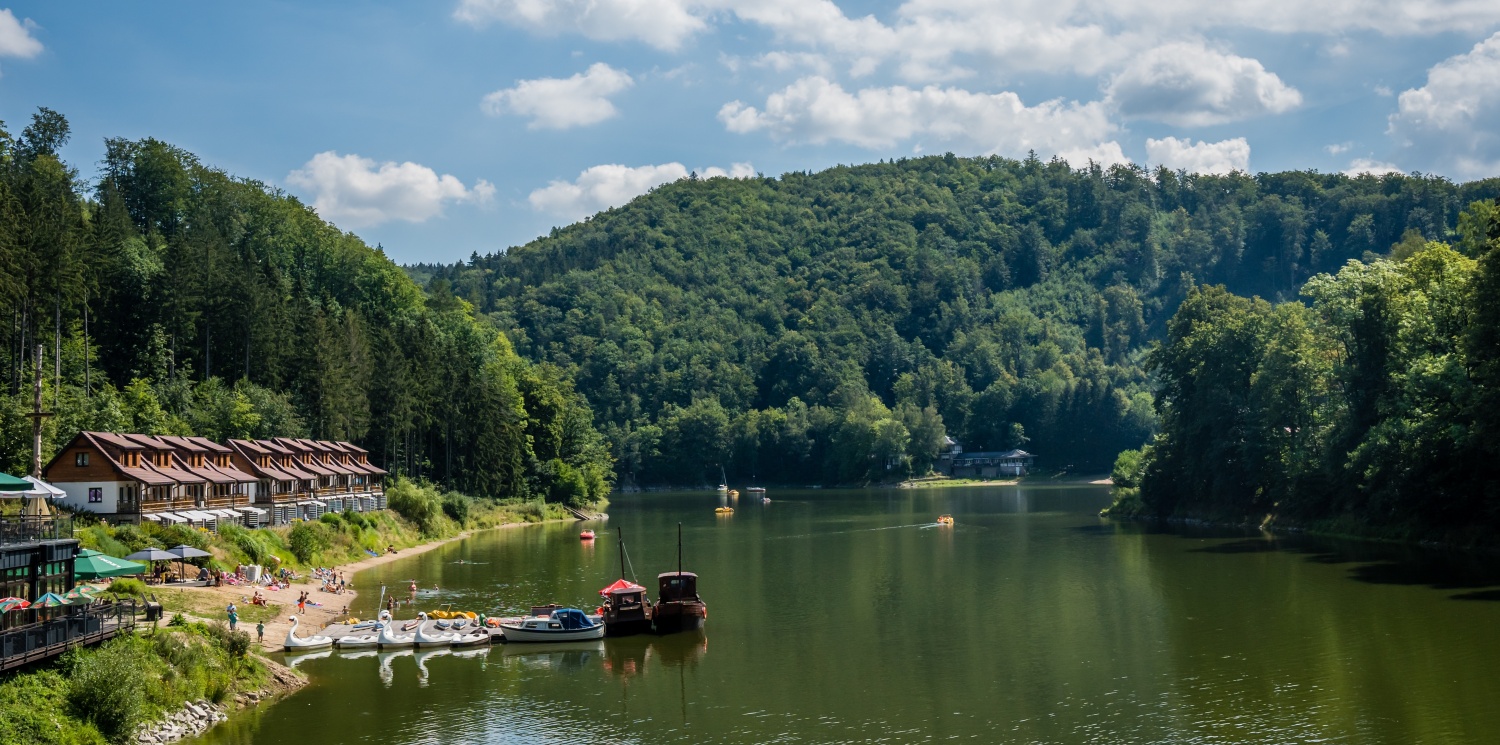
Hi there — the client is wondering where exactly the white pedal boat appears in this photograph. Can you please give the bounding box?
[500,607,605,642]
[450,627,491,647]
[284,615,334,651]
[379,614,416,648]
[336,610,388,648]
[414,612,462,647]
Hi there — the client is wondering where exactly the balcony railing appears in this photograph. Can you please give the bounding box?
[0,516,74,546]
[0,600,138,672]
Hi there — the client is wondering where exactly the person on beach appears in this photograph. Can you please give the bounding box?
[227,604,238,631]
[256,621,264,646]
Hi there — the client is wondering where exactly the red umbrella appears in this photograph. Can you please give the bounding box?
[599,579,645,596]
[0,597,31,612]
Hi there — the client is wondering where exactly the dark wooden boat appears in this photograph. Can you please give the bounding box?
[654,523,706,635]
[600,528,653,637]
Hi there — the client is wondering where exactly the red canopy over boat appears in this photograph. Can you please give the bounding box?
[599,579,646,596]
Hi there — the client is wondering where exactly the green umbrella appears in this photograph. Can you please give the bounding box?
[31,592,67,608]
[0,472,34,491]
[74,549,145,580]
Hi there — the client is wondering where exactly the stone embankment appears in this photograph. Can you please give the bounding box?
[133,699,228,744]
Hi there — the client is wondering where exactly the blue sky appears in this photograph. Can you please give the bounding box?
[1,1,1499,264]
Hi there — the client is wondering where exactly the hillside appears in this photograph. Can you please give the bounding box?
[0,108,610,504]
[419,155,1500,486]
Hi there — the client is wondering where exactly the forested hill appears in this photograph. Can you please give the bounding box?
[417,155,1500,486]
[0,108,611,504]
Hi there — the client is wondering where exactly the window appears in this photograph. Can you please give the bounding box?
[75,451,89,467]
[88,487,102,503]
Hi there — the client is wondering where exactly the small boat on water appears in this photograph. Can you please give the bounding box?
[747,486,766,495]
[335,611,387,648]
[717,466,729,493]
[380,616,417,648]
[936,514,955,525]
[580,529,596,541]
[414,612,462,647]
[654,523,707,635]
[500,608,605,643]
[715,506,733,514]
[600,529,653,637]
[284,615,334,652]
[450,628,491,648]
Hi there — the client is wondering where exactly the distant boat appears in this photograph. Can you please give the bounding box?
[937,514,954,525]
[717,465,729,493]
[500,608,605,642]
[580,530,596,541]
[654,523,707,635]
[715,506,733,514]
[747,486,766,494]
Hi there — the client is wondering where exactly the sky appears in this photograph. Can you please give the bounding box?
[1,1,1499,264]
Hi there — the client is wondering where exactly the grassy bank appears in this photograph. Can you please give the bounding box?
[73,477,591,574]
[0,622,283,745]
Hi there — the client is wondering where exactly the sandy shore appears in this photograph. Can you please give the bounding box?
[145,521,544,651]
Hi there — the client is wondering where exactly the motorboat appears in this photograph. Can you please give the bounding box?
[335,611,386,648]
[414,612,462,647]
[747,486,766,495]
[654,523,708,635]
[580,530,596,541]
[936,514,955,525]
[715,507,733,514]
[379,615,417,647]
[284,615,334,651]
[500,608,605,642]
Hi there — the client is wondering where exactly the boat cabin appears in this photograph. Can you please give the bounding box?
[658,571,699,602]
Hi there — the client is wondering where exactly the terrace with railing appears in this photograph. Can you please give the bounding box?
[0,599,140,672]
[0,515,73,547]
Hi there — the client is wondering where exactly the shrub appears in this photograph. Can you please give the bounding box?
[65,639,150,744]
[107,578,145,597]
[441,493,471,524]
[168,613,187,627]
[287,522,332,563]
[388,478,441,534]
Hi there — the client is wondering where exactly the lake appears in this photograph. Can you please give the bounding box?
[193,486,1500,744]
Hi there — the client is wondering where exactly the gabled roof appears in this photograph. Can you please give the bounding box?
[227,439,270,455]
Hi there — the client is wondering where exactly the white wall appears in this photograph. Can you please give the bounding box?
[56,481,128,515]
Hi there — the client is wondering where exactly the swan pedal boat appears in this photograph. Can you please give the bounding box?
[336,611,390,648]
[451,628,492,647]
[500,608,605,643]
[284,615,334,652]
[414,612,462,647]
[379,616,417,648]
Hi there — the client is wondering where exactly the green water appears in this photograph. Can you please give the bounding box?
[194,486,1500,744]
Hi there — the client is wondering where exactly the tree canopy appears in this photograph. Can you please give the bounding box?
[0,108,610,505]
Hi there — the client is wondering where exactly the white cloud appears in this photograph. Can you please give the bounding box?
[529,161,754,221]
[1387,32,1500,179]
[457,1,1500,86]
[1106,42,1301,126]
[1056,142,1132,169]
[1343,158,1402,177]
[482,63,633,129]
[0,9,42,58]
[719,76,1115,158]
[1146,136,1250,174]
[1325,142,1351,155]
[287,152,493,228]
[454,0,708,51]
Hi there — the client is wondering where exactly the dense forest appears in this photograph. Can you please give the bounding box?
[417,155,1500,486]
[1110,200,1500,540]
[0,108,611,505]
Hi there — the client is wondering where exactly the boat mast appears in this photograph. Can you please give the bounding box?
[677,522,683,576]
[617,527,626,580]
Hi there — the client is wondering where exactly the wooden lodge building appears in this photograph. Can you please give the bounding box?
[43,432,387,529]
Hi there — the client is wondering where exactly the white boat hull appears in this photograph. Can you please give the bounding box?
[500,623,606,643]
